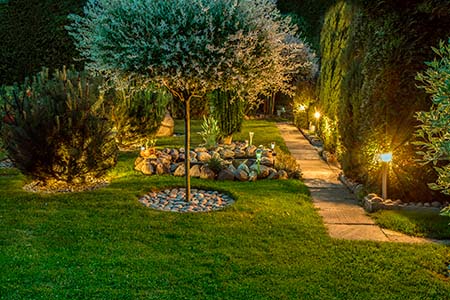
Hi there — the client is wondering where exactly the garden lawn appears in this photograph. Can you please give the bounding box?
[0,120,449,299]
[372,210,450,240]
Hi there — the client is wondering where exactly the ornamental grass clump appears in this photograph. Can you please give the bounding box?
[0,66,118,184]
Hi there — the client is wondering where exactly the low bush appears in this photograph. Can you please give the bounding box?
[111,82,172,148]
[0,66,117,183]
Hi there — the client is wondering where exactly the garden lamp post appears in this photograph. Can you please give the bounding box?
[249,132,254,147]
[270,142,276,167]
[379,152,392,199]
[314,111,321,133]
[256,148,262,174]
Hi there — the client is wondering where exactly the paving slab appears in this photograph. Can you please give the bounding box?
[277,122,431,244]
[327,224,389,241]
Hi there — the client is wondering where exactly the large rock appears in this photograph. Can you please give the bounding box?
[277,170,288,179]
[246,145,257,156]
[267,168,279,180]
[169,148,179,161]
[217,169,235,181]
[134,156,144,167]
[249,164,270,179]
[260,157,273,167]
[248,170,257,182]
[155,113,174,137]
[234,148,246,158]
[190,164,202,177]
[237,161,250,174]
[194,147,208,153]
[235,169,249,181]
[220,149,235,159]
[200,166,216,180]
[174,164,185,177]
[155,162,168,175]
[197,151,212,162]
[134,158,145,172]
[142,162,154,175]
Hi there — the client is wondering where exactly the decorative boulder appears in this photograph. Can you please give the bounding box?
[190,164,202,177]
[246,145,257,156]
[277,170,288,179]
[260,157,273,167]
[237,161,250,174]
[248,170,257,182]
[234,148,246,158]
[267,168,279,180]
[220,149,235,159]
[155,162,168,175]
[169,148,179,161]
[217,169,235,181]
[200,166,216,180]
[197,151,212,162]
[155,112,174,137]
[256,165,270,179]
[142,161,154,175]
[174,164,185,177]
[235,169,249,181]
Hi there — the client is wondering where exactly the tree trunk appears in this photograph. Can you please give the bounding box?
[184,98,191,202]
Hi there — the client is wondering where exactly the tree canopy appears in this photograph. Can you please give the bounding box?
[67,0,315,200]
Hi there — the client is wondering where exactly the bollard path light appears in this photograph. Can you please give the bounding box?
[379,152,393,199]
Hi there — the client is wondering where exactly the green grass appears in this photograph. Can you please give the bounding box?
[371,210,450,240]
[1,120,449,299]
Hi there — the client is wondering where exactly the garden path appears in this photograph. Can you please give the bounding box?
[276,122,431,243]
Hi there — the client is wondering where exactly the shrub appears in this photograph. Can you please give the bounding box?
[415,39,450,196]
[274,150,302,179]
[208,90,244,143]
[206,155,225,174]
[316,0,450,201]
[198,116,220,149]
[111,82,172,148]
[0,66,117,183]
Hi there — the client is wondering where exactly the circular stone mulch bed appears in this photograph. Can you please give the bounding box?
[138,187,235,213]
[23,178,109,193]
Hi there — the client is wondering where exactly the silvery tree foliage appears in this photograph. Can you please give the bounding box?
[67,0,315,200]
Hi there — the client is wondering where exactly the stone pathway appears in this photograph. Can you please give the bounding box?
[276,122,432,243]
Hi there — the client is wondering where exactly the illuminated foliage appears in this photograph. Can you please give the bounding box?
[316,0,450,200]
[67,0,314,200]
[0,67,117,183]
[415,39,450,195]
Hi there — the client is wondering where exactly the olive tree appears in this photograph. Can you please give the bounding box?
[67,0,313,200]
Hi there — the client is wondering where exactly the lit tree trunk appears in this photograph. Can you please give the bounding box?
[184,98,191,202]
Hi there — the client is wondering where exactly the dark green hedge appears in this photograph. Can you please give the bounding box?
[0,0,85,85]
[277,0,337,52]
[317,0,450,201]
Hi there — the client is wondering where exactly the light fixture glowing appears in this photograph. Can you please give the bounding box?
[270,142,275,150]
[249,132,254,146]
[298,105,306,111]
[314,111,321,119]
[379,152,393,163]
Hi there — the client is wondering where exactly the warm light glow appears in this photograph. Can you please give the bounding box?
[314,111,321,119]
[379,152,393,163]
[298,105,306,111]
